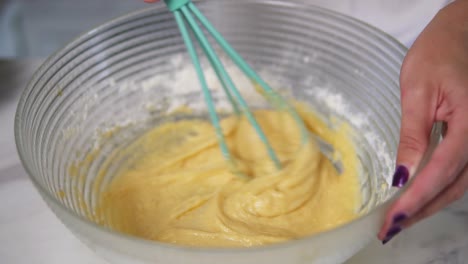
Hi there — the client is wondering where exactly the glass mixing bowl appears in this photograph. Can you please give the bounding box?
[15,1,441,263]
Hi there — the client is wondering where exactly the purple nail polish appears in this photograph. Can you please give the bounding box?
[393,213,408,224]
[382,226,402,245]
[392,165,409,187]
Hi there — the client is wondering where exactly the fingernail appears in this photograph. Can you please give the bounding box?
[382,226,402,245]
[392,213,408,224]
[391,165,409,187]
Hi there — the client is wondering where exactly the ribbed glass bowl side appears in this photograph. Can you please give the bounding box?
[15,1,410,264]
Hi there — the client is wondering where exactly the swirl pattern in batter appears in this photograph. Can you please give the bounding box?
[98,105,361,247]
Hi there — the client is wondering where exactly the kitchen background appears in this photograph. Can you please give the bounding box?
[0,0,147,58]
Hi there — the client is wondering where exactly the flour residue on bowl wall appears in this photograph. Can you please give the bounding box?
[64,54,396,226]
[131,55,394,187]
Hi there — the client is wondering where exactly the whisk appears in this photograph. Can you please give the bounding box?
[159,0,342,173]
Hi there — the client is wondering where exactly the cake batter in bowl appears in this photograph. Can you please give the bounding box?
[15,0,441,263]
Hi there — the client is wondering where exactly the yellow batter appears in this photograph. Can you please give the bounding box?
[98,105,361,247]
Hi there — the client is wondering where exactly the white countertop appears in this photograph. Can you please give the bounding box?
[1,60,467,264]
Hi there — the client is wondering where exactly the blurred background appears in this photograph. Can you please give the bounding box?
[0,0,148,169]
[0,0,148,58]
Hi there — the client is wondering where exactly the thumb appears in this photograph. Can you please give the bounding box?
[392,82,438,187]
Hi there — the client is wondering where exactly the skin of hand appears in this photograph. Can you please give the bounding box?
[378,0,468,244]
[144,0,468,244]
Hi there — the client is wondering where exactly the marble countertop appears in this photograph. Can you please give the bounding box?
[0,60,467,264]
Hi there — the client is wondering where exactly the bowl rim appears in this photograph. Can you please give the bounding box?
[14,0,411,253]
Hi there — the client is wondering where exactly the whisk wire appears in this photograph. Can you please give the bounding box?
[176,3,282,168]
[174,10,232,164]
[189,3,309,144]
[164,0,342,174]
[180,6,240,115]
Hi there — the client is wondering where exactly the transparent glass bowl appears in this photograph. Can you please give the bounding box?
[15,1,438,263]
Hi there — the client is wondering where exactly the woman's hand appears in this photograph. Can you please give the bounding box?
[378,0,468,244]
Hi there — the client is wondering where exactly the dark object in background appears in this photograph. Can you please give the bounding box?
[0,60,37,103]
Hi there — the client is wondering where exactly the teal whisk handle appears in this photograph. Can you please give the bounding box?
[163,0,191,11]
